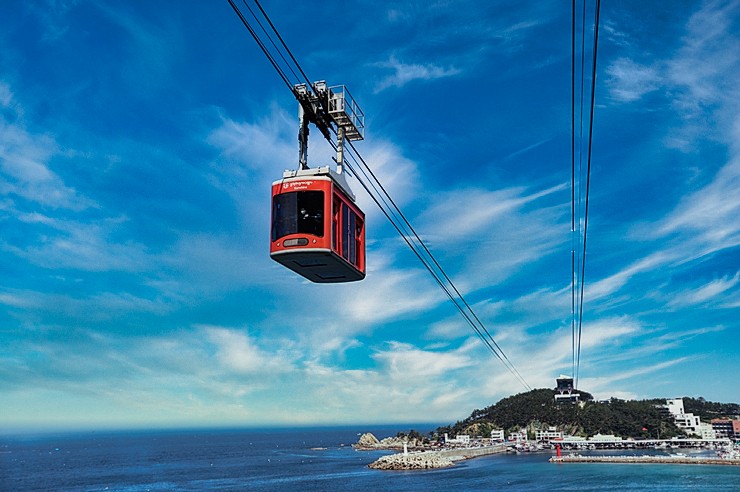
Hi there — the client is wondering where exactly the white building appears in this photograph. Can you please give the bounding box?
[490,429,505,441]
[665,398,685,416]
[536,427,563,442]
[508,431,527,442]
[664,398,706,437]
[589,433,622,442]
[444,434,470,445]
[562,435,586,443]
[698,423,716,440]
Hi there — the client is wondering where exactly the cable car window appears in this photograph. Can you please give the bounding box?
[338,203,359,266]
[272,190,324,241]
[348,209,357,265]
[341,202,350,262]
[332,195,341,251]
[354,216,363,266]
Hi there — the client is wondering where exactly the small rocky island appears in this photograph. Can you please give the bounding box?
[353,432,429,451]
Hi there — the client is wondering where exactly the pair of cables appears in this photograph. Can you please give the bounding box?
[571,0,601,389]
[341,140,532,391]
[227,0,532,391]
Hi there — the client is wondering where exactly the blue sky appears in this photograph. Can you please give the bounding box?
[1,0,738,431]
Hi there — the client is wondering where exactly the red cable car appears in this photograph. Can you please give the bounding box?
[270,166,365,283]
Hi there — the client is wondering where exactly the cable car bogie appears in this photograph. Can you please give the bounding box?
[269,81,366,283]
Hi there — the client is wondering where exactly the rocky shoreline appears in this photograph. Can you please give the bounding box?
[352,432,429,451]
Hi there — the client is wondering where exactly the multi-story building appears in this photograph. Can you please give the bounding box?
[673,412,702,434]
[444,434,470,445]
[589,433,622,442]
[490,429,505,441]
[711,419,740,439]
[508,431,527,442]
[698,422,716,440]
[665,398,685,416]
[663,398,709,437]
[536,427,564,442]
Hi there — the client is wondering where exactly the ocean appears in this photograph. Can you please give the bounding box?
[1,426,739,491]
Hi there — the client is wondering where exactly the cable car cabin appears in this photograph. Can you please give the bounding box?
[270,167,365,283]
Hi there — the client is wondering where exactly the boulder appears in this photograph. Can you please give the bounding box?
[356,432,380,447]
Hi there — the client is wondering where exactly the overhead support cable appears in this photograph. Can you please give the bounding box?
[571,0,601,390]
[240,0,302,84]
[226,0,532,392]
[571,0,577,384]
[344,141,532,391]
[252,0,314,88]
[226,0,294,90]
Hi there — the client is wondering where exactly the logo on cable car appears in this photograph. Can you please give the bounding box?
[283,181,314,190]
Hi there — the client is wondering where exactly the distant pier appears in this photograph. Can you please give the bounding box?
[549,437,731,450]
[550,455,740,466]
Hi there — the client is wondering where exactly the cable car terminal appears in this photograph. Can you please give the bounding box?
[270,82,366,282]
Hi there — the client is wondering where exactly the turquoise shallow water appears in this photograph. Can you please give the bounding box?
[1,427,739,491]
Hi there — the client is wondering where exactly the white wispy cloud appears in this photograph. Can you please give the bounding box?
[606,57,660,102]
[653,158,740,254]
[417,183,566,243]
[0,81,14,107]
[206,106,295,177]
[503,138,552,161]
[204,325,295,375]
[352,139,420,218]
[413,182,567,292]
[0,114,93,210]
[668,0,740,113]
[341,261,442,324]
[655,324,727,346]
[667,272,740,307]
[580,357,693,401]
[373,340,475,379]
[2,214,150,272]
[584,252,673,302]
[0,287,172,323]
[372,55,461,93]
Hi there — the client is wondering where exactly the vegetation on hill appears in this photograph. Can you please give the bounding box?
[682,397,740,421]
[433,389,740,440]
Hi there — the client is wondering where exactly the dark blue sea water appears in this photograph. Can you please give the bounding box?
[1,427,739,491]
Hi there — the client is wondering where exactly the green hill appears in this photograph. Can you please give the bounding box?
[435,389,740,440]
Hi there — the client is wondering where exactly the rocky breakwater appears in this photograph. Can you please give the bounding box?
[368,451,455,470]
[356,432,455,470]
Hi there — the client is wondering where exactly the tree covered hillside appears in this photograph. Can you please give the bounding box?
[683,397,740,421]
[436,389,737,440]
